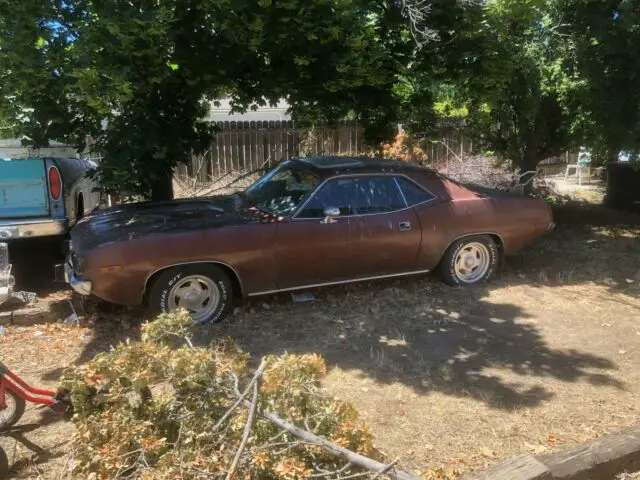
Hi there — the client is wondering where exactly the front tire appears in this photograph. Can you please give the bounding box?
[439,235,499,286]
[148,265,233,324]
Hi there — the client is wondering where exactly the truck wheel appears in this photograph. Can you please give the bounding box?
[148,265,233,324]
[439,235,499,286]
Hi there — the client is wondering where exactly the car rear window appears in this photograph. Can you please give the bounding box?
[395,177,435,205]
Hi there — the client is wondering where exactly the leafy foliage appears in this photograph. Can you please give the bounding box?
[0,0,413,199]
[60,311,380,479]
[559,0,640,163]
[409,0,577,176]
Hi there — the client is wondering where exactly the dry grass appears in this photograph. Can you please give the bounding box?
[1,200,639,478]
[206,201,640,477]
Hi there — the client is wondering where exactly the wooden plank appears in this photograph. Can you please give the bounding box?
[256,121,264,169]
[225,123,232,175]
[276,120,283,164]
[248,121,256,171]
[214,130,221,178]
[230,121,237,171]
[539,424,640,480]
[236,121,242,171]
[268,120,275,166]
[465,454,551,480]
[287,121,295,160]
[292,121,300,157]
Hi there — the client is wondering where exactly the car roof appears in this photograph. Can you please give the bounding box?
[289,155,433,177]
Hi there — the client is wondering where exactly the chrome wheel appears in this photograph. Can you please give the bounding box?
[454,242,491,283]
[168,275,220,323]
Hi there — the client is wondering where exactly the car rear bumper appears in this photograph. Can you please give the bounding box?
[0,218,67,240]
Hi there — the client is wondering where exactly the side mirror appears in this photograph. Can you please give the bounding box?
[322,207,340,224]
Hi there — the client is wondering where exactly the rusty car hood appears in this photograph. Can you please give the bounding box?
[70,195,269,252]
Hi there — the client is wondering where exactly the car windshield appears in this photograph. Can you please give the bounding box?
[244,164,320,216]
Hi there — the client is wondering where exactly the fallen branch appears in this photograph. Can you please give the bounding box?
[372,459,399,479]
[236,398,419,480]
[226,375,260,480]
[214,360,268,431]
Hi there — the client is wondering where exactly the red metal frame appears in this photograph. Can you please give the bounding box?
[0,361,57,409]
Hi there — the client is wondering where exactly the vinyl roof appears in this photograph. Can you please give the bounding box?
[294,156,428,175]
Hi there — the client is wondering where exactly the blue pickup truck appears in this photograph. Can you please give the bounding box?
[0,157,100,304]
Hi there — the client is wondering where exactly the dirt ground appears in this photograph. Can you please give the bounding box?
[1,197,639,479]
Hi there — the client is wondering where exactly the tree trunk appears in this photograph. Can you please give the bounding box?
[150,169,174,201]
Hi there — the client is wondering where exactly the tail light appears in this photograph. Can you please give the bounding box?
[48,166,62,200]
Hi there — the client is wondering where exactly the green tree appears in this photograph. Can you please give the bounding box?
[413,0,578,183]
[1,0,410,200]
[560,0,640,164]
[0,0,87,146]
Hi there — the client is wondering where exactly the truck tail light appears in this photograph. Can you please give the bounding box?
[48,166,62,200]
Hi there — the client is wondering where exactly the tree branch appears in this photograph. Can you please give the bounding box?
[235,397,419,480]
[371,458,399,479]
[225,376,260,480]
[214,360,268,431]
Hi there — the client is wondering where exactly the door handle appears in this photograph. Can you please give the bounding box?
[399,221,412,231]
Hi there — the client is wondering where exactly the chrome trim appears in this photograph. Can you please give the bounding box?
[393,177,409,207]
[0,219,67,240]
[0,249,12,305]
[247,269,431,297]
[291,173,438,220]
[63,261,92,296]
[142,260,245,300]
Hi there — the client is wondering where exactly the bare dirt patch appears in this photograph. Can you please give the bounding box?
[0,299,143,479]
[1,202,639,478]
[206,202,640,477]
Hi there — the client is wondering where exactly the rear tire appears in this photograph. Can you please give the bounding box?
[439,235,499,286]
[0,389,26,432]
[148,265,233,324]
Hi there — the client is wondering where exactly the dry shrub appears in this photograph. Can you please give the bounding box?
[60,310,379,479]
[381,131,428,164]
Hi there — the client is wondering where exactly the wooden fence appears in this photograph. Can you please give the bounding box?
[175,120,573,185]
[175,120,366,184]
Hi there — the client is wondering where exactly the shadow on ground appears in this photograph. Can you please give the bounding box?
[203,202,638,411]
[22,203,640,412]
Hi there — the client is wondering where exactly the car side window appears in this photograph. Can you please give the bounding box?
[296,178,357,218]
[395,176,435,206]
[352,176,406,214]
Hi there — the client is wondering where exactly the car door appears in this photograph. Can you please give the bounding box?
[274,177,361,289]
[347,175,425,278]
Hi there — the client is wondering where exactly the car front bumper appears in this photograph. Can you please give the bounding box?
[0,219,67,240]
[55,248,92,297]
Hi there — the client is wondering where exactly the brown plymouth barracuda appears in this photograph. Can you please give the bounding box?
[59,156,554,323]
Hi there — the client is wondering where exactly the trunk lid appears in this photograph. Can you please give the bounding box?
[0,158,50,218]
